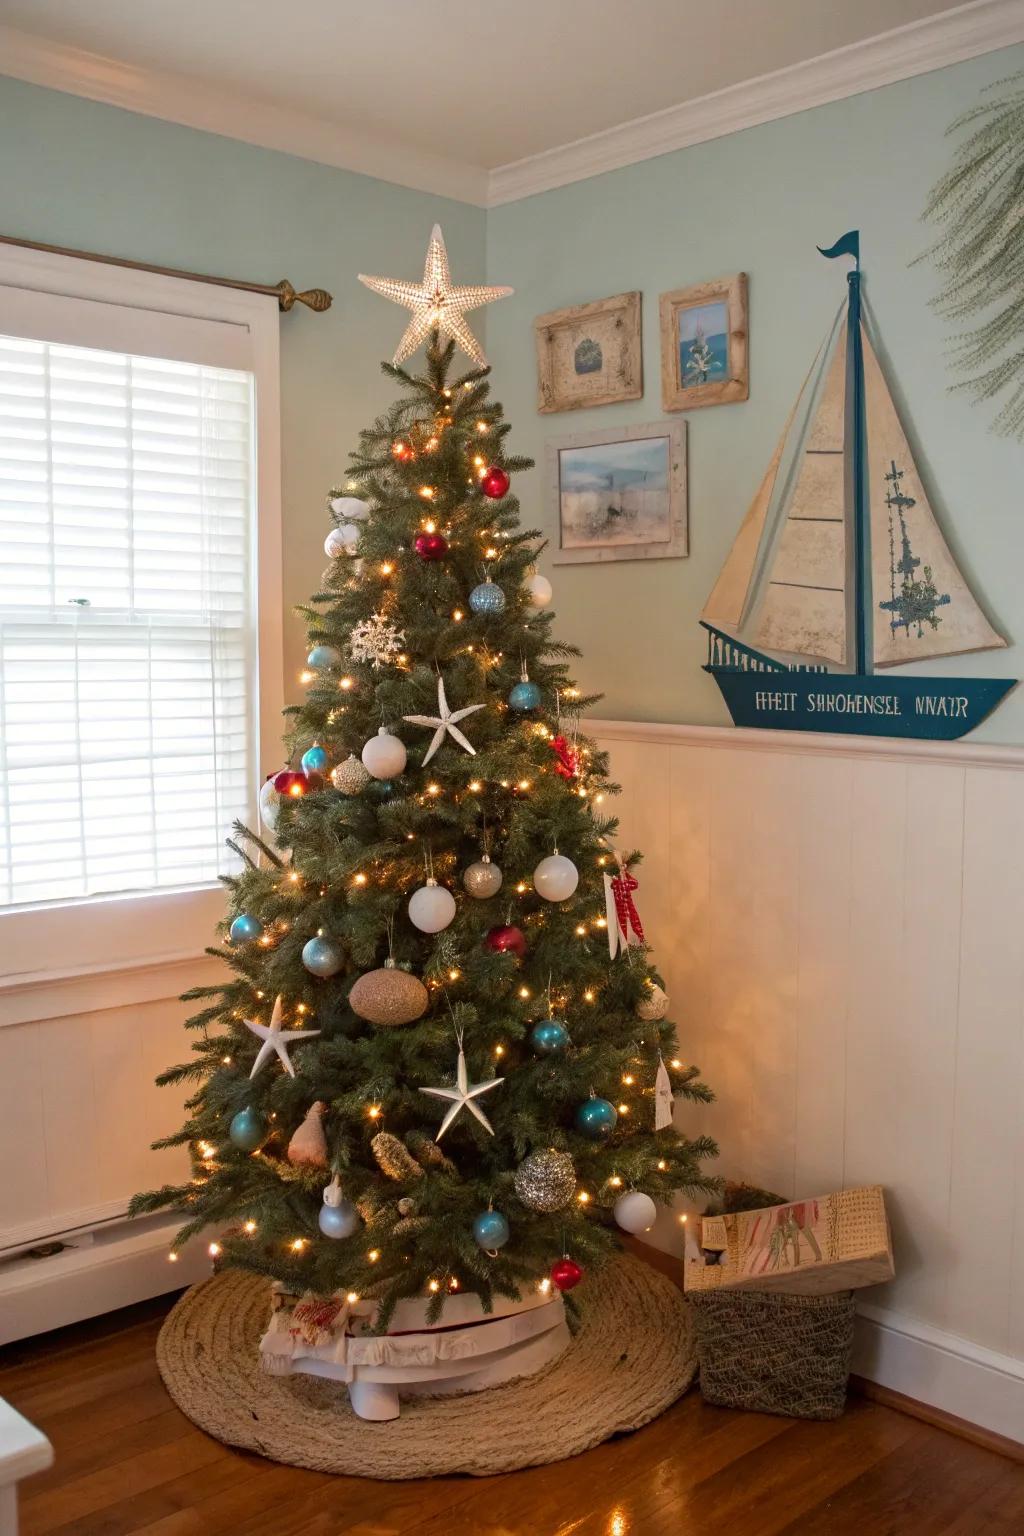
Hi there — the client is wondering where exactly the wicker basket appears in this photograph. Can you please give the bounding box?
[690,1288,856,1420]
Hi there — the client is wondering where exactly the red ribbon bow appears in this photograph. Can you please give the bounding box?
[610,868,644,944]
[549,734,579,779]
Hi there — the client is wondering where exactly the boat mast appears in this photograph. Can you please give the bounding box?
[847,249,871,675]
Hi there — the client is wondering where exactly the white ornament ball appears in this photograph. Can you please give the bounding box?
[324,526,356,558]
[408,880,456,934]
[361,727,407,780]
[614,1191,658,1234]
[258,777,281,830]
[331,754,371,795]
[636,983,670,1022]
[463,855,503,899]
[533,853,579,903]
[526,572,553,608]
[330,495,370,521]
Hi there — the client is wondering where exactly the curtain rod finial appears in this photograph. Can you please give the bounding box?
[275,279,333,314]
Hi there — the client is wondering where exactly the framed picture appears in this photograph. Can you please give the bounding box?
[659,273,748,411]
[547,419,687,565]
[534,291,642,413]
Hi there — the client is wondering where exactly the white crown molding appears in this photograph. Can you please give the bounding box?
[0,22,490,207]
[0,2,1021,209]
[487,0,1024,205]
[587,717,1024,771]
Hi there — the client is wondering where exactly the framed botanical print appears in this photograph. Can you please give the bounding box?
[534,291,642,413]
[547,419,687,565]
[659,273,748,411]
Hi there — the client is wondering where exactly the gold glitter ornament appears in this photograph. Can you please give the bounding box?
[358,224,512,367]
[330,754,371,795]
[349,962,429,1027]
[513,1149,577,1213]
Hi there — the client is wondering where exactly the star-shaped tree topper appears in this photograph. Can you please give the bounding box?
[358,224,512,366]
[404,675,484,765]
[419,1042,503,1141]
[244,994,321,1079]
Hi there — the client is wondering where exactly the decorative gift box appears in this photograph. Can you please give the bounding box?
[684,1184,894,1297]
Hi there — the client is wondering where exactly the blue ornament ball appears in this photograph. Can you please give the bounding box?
[301,743,328,774]
[469,580,506,616]
[575,1096,618,1140]
[318,1196,361,1240]
[508,680,542,711]
[302,935,343,977]
[229,1106,266,1151]
[531,1018,570,1055]
[229,913,263,945]
[473,1209,510,1250]
[307,644,341,669]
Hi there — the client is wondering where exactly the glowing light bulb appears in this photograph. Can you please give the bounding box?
[380,562,394,576]
[423,519,436,534]
[368,1105,382,1120]
[428,1279,440,1293]
[538,1277,552,1295]
[577,1190,590,1205]
[208,1242,221,1258]
[622,1074,635,1086]
[353,872,368,886]
[244,1219,257,1234]
[168,1251,178,1263]
[584,989,596,1003]
[346,1291,360,1304]
[657,1160,668,1172]
[518,986,530,999]
[368,1249,380,1262]
[670,1059,682,1070]
[418,486,435,500]
[468,780,482,793]
[618,1104,630,1115]
[448,968,460,981]
[610,1175,623,1188]
[495,1044,505,1057]
[340,676,354,691]
[452,608,464,622]
[291,1238,306,1253]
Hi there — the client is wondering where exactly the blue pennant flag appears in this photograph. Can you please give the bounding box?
[817,230,860,266]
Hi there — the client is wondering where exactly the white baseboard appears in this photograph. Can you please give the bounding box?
[0,1214,206,1345]
[853,1303,1024,1447]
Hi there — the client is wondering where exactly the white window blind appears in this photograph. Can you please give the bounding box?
[0,332,255,908]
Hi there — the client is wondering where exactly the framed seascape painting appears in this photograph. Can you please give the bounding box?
[534,291,642,413]
[659,273,748,411]
[547,419,687,566]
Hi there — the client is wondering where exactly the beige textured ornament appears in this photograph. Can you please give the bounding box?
[349,963,428,1027]
[371,1131,424,1182]
[636,983,670,1022]
[287,1101,329,1167]
[331,755,371,795]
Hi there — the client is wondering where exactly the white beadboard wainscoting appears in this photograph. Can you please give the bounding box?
[592,718,1024,1445]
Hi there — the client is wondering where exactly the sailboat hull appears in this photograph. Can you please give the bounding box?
[705,667,1015,740]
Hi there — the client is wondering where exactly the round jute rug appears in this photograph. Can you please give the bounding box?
[156,1253,695,1479]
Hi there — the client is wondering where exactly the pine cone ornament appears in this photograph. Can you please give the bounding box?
[405,1129,457,1174]
[371,1131,424,1181]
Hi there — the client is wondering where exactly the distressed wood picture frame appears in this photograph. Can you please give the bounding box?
[659,273,748,411]
[534,291,642,413]
[547,419,687,566]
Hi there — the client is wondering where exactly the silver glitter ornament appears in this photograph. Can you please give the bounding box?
[330,754,371,795]
[463,854,503,899]
[513,1149,577,1213]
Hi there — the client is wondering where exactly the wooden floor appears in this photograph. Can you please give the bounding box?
[2,1293,1022,1536]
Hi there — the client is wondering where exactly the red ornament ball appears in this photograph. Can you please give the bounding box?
[550,1257,583,1292]
[414,531,449,561]
[485,923,527,959]
[480,465,510,500]
[273,769,309,798]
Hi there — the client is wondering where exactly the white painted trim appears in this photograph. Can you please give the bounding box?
[0,1216,206,1345]
[1,4,1021,208]
[0,951,225,1028]
[0,22,489,207]
[487,0,1024,204]
[854,1305,1024,1447]
[587,716,1024,771]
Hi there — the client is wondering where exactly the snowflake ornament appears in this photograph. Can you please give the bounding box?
[349,612,405,668]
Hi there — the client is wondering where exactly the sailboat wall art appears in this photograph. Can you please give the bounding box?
[701,232,1015,741]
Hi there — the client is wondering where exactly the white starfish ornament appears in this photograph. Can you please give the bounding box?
[404,676,484,765]
[358,224,512,367]
[419,1043,503,1141]
[244,995,321,1079]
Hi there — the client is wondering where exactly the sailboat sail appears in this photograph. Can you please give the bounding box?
[862,333,1005,667]
[752,334,848,666]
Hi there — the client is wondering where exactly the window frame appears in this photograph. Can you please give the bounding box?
[0,244,283,992]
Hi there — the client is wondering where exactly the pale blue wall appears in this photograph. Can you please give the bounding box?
[0,76,486,686]
[486,45,1024,739]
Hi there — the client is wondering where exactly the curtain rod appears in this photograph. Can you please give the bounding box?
[0,233,332,314]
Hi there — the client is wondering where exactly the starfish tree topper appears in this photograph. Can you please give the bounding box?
[358,224,512,366]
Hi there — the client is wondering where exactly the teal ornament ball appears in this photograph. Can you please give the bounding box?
[473,1209,510,1250]
[229,913,263,945]
[531,1018,569,1055]
[307,645,341,668]
[508,680,542,711]
[575,1096,618,1140]
[302,935,343,977]
[318,1196,361,1240]
[229,1106,265,1151]
[301,744,328,774]
[469,580,506,616]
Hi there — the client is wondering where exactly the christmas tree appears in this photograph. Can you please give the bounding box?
[134,228,717,1328]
